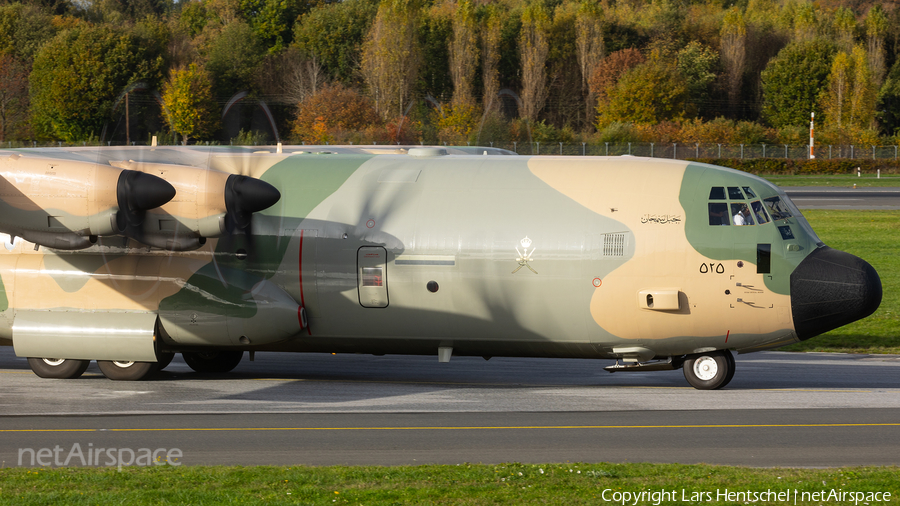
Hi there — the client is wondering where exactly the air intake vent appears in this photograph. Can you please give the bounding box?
[603,233,626,257]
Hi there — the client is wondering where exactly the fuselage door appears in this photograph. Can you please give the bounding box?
[358,246,388,308]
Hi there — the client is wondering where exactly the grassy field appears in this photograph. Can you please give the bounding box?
[1,463,898,505]
[764,175,900,187]
[782,209,900,353]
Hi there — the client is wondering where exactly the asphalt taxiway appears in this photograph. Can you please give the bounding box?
[2,350,899,467]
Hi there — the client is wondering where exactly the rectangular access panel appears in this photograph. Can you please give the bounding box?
[358,246,389,308]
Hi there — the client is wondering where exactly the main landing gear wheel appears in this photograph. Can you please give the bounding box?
[26,358,90,379]
[96,360,156,381]
[683,350,734,390]
[182,351,243,374]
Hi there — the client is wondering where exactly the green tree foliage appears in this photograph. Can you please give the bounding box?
[293,0,378,85]
[598,58,689,127]
[239,0,304,52]
[877,60,900,135]
[676,41,718,117]
[30,25,164,142]
[760,38,836,128]
[419,4,452,103]
[205,20,265,94]
[0,3,57,60]
[161,63,218,144]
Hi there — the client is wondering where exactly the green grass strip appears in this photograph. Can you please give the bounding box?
[1,463,898,505]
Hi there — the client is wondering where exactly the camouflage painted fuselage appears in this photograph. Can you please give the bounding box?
[0,146,882,365]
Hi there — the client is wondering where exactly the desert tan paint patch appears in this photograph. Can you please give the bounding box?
[529,157,791,341]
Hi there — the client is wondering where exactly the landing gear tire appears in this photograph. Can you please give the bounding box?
[683,350,734,390]
[96,360,156,381]
[154,352,175,371]
[27,358,90,379]
[182,351,243,374]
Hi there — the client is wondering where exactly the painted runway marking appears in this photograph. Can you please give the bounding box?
[3,423,900,433]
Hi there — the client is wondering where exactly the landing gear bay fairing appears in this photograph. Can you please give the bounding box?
[0,146,881,389]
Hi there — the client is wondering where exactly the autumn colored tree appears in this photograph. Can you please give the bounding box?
[0,54,28,141]
[292,83,381,144]
[518,3,550,123]
[792,2,818,42]
[597,57,690,127]
[832,7,856,54]
[480,5,502,113]
[822,51,851,128]
[575,1,604,127]
[161,64,218,145]
[721,7,746,119]
[449,0,478,107]
[865,5,888,87]
[589,48,645,112]
[361,0,422,121]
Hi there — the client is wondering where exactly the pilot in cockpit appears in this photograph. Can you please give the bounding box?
[733,205,752,225]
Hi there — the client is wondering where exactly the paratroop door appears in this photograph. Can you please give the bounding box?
[358,246,388,308]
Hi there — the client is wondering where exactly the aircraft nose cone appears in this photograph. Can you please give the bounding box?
[790,246,882,340]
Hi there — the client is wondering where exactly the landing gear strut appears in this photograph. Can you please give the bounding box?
[682,350,734,390]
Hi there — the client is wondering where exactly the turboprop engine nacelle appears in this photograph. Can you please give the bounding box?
[109,161,281,251]
[0,154,175,249]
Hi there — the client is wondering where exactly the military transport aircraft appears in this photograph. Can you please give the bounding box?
[0,145,882,389]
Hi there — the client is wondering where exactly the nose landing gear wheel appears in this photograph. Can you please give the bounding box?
[97,360,155,381]
[683,350,734,390]
[27,358,90,379]
[182,351,243,374]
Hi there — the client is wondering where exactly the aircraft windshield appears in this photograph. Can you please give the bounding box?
[763,196,792,221]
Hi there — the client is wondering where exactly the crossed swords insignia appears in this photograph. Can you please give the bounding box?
[513,236,538,274]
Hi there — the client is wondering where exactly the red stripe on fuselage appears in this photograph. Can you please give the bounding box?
[299,229,311,335]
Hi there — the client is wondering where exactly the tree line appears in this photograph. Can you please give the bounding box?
[2,0,900,147]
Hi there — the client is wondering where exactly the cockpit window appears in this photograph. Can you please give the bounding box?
[709,187,725,200]
[731,203,754,225]
[751,200,769,224]
[727,187,745,199]
[742,186,757,199]
[763,196,793,220]
[708,203,729,225]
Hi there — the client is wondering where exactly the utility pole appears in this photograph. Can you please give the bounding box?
[809,111,815,159]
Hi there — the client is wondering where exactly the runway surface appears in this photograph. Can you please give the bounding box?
[3,349,900,467]
[784,187,900,209]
